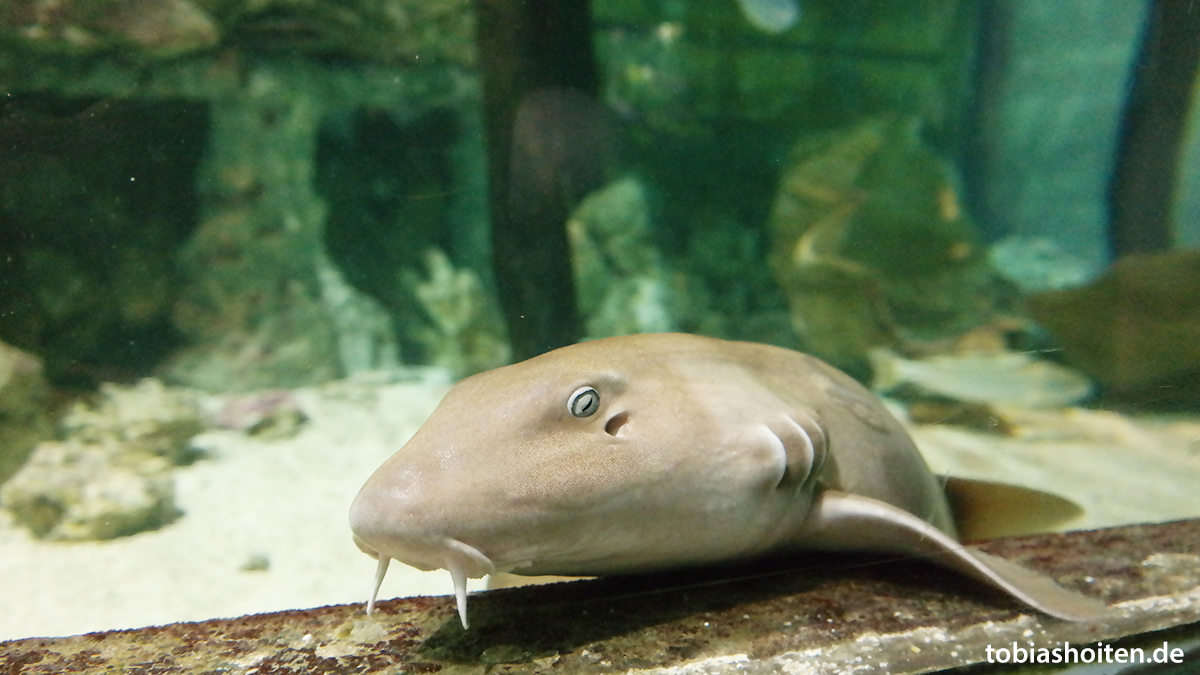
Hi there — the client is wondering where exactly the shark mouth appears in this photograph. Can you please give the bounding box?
[364,538,496,629]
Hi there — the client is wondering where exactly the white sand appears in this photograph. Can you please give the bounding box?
[3,374,1199,643]
[0,372,487,642]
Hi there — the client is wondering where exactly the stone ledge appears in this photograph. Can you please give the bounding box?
[4,518,1200,674]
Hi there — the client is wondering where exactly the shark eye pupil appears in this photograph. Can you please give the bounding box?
[568,386,600,417]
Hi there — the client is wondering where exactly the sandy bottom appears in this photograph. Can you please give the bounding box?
[2,375,1199,643]
[0,372,488,642]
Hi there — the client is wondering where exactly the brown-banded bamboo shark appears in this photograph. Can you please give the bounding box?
[348,333,1109,629]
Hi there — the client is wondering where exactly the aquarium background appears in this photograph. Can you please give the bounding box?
[1,0,1199,654]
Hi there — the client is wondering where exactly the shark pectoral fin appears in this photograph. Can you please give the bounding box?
[762,411,827,485]
[800,490,1109,622]
[959,548,1110,622]
[942,476,1085,541]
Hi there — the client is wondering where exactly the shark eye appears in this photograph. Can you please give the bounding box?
[567,386,600,417]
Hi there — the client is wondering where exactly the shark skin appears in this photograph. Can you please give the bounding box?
[349,333,1109,628]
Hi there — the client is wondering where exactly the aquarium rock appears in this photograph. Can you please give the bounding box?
[62,379,206,465]
[1,438,180,540]
[0,99,201,387]
[0,0,219,58]
[317,255,400,376]
[988,236,1093,292]
[408,248,510,379]
[0,341,53,486]
[768,117,997,374]
[736,0,800,33]
[0,0,475,65]
[567,175,678,339]
[1028,250,1200,392]
[869,348,1093,409]
[164,69,343,393]
[0,378,203,540]
[213,389,308,440]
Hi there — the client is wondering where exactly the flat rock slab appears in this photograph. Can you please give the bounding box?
[4,519,1200,674]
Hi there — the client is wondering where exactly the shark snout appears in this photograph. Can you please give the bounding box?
[349,481,498,628]
[349,479,471,570]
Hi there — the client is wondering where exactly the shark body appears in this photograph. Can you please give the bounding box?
[349,333,1107,628]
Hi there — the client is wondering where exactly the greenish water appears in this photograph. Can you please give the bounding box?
[1,2,1198,671]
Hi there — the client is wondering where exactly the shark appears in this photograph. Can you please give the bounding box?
[349,333,1108,628]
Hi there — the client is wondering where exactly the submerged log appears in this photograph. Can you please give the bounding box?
[4,518,1200,673]
[476,0,600,359]
[1107,0,1200,258]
